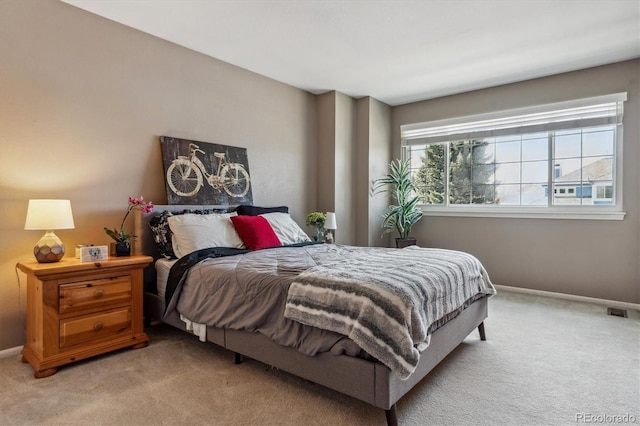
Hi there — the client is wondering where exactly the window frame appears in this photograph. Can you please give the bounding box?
[401,94,626,221]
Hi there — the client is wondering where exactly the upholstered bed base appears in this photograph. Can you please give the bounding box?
[136,207,488,425]
[143,291,487,424]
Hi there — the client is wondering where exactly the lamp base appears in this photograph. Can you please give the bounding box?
[324,229,335,244]
[34,231,65,263]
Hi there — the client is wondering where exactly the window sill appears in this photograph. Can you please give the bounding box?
[420,207,626,220]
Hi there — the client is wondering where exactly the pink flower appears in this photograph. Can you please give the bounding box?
[104,196,154,243]
[141,202,154,214]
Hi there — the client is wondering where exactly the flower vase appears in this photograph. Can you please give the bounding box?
[315,227,324,242]
[115,242,131,257]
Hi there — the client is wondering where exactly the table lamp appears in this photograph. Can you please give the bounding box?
[24,199,75,263]
[324,212,337,244]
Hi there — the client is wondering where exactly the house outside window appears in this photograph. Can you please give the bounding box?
[401,93,626,220]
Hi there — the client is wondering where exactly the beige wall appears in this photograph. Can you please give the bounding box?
[0,0,318,350]
[393,60,640,304]
[318,94,392,246]
[316,92,337,215]
[316,91,358,245]
[355,97,392,247]
[334,92,357,245]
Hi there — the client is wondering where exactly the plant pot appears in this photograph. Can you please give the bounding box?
[115,242,131,257]
[395,237,417,248]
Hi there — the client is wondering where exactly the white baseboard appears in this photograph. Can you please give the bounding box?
[495,284,640,311]
[0,345,23,359]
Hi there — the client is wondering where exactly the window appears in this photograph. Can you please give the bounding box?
[402,93,626,220]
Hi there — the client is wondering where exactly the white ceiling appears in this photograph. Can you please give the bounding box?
[62,0,640,106]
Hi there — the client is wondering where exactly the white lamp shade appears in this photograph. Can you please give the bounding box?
[24,199,75,230]
[325,212,337,230]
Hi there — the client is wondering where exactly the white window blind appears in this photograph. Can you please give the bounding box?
[402,93,626,146]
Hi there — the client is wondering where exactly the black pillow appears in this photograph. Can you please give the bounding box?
[235,205,288,216]
[149,208,227,259]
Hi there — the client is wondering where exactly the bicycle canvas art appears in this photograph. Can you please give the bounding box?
[160,136,253,206]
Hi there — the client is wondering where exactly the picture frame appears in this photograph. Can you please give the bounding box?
[160,136,253,205]
[80,245,108,262]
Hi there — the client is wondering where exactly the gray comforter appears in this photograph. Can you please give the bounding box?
[174,244,373,356]
[171,244,493,376]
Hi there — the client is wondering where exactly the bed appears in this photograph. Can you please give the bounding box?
[134,205,495,425]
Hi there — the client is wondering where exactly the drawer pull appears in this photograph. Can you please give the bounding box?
[94,322,104,331]
[94,289,104,299]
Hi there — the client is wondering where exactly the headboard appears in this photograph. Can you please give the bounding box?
[134,204,233,290]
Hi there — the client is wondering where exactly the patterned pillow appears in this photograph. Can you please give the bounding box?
[149,208,227,259]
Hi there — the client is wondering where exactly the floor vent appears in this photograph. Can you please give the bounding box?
[607,307,628,318]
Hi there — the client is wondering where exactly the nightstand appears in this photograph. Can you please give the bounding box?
[17,255,153,378]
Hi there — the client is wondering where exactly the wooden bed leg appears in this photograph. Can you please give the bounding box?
[234,352,243,364]
[478,322,486,341]
[385,405,398,426]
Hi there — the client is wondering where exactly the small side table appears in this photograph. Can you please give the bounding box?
[17,255,153,378]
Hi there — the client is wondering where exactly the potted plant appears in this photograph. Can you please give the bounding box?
[104,196,154,256]
[372,159,423,248]
[306,212,326,242]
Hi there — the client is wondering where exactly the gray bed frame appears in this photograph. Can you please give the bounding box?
[135,206,488,425]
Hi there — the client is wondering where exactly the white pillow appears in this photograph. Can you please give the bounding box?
[260,212,311,245]
[168,212,244,258]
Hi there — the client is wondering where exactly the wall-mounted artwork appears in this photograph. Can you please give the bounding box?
[160,136,253,205]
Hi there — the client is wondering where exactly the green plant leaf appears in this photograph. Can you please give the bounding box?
[371,159,423,239]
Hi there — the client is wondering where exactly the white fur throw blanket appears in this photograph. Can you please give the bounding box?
[284,246,495,379]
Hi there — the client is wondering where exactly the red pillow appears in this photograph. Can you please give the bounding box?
[230,215,282,250]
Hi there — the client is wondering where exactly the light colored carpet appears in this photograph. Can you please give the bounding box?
[0,291,638,426]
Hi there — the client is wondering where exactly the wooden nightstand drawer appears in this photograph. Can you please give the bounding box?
[59,307,132,349]
[59,276,132,315]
